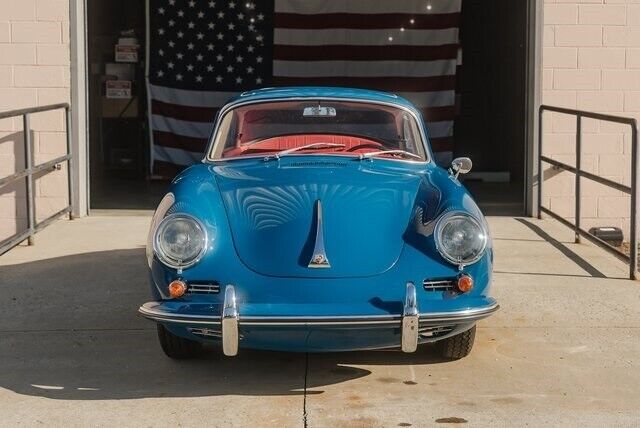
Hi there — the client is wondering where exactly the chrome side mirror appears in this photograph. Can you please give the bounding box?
[450,157,472,179]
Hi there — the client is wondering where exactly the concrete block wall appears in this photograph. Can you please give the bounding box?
[0,0,71,243]
[543,0,640,240]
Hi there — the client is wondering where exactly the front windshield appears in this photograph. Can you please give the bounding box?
[208,100,428,161]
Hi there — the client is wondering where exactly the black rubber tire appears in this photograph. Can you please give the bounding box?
[439,326,476,360]
[157,324,201,359]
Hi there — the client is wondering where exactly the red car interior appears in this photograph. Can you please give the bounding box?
[222,134,388,158]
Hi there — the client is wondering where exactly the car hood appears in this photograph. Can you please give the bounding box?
[212,158,427,278]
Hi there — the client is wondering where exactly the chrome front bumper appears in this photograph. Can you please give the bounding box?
[139,283,499,356]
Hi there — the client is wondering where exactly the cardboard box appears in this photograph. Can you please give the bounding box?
[115,44,139,63]
[101,97,138,118]
[105,80,132,99]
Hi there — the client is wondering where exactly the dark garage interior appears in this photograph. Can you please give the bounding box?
[456,0,528,215]
[86,0,529,214]
[87,1,168,210]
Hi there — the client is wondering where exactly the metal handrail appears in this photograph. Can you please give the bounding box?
[0,103,73,255]
[538,105,639,279]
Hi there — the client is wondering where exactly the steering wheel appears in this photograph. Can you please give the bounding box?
[346,142,386,152]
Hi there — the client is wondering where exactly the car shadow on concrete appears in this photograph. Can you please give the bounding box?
[0,248,449,400]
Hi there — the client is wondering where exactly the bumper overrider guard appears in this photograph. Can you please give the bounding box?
[222,285,239,356]
[138,283,499,356]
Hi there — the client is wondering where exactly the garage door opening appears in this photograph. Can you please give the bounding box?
[87,1,169,210]
[456,0,529,215]
[86,0,532,214]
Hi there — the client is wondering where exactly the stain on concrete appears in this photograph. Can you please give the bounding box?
[376,376,400,384]
[435,417,468,424]
[344,393,372,410]
[336,416,380,428]
[491,397,522,405]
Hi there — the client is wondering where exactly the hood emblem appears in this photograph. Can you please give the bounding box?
[308,200,331,269]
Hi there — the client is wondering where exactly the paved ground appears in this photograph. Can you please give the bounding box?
[0,215,639,427]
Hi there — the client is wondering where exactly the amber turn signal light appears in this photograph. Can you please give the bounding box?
[168,280,187,298]
[457,275,474,293]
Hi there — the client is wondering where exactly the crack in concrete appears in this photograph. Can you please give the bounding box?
[303,352,309,428]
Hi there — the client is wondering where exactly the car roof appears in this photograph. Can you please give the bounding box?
[227,86,420,113]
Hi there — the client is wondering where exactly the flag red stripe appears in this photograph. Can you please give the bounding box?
[422,106,456,122]
[154,131,208,153]
[271,75,456,92]
[153,160,188,178]
[274,13,461,30]
[430,136,454,152]
[152,100,219,123]
[273,44,459,61]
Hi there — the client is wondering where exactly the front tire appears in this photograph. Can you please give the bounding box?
[439,326,476,360]
[157,324,201,359]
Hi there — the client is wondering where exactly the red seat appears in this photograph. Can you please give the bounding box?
[223,134,384,158]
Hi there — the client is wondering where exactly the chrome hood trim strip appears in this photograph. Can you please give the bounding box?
[308,200,331,269]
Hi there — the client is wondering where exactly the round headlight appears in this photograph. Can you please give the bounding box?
[435,212,488,266]
[154,214,207,269]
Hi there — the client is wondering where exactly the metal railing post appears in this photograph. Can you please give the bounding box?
[631,121,638,280]
[538,107,543,219]
[575,115,581,244]
[65,106,74,220]
[23,113,35,246]
[0,103,72,256]
[538,105,638,280]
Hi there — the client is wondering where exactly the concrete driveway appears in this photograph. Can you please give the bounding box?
[0,215,639,427]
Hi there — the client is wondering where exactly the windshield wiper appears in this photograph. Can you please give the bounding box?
[264,143,346,161]
[359,150,422,161]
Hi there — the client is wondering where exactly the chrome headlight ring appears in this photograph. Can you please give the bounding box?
[146,193,175,267]
[153,213,208,271]
[434,211,488,268]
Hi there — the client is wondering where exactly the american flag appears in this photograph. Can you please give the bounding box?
[147,0,461,176]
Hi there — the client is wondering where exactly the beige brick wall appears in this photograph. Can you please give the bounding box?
[543,0,640,240]
[0,0,70,243]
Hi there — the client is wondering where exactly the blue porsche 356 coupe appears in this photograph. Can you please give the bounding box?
[139,87,498,360]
